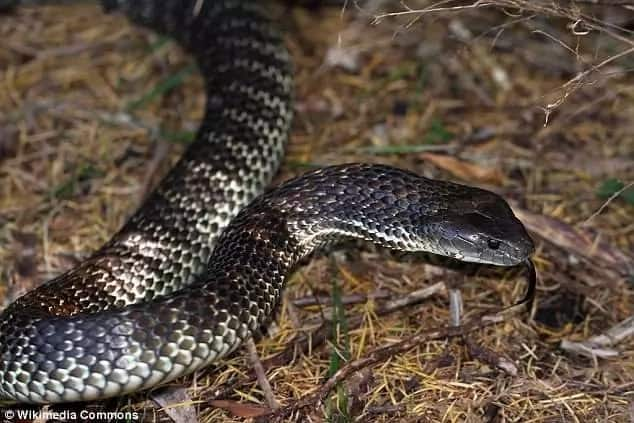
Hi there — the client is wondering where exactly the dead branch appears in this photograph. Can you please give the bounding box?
[266,311,509,421]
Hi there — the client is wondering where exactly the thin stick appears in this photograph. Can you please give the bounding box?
[210,282,446,401]
[582,181,634,227]
[561,316,634,359]
[268,311,511,420]
[448,288,463,327]
[246,338,279,410]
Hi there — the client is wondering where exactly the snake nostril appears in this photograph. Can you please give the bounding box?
[487,239,500,250]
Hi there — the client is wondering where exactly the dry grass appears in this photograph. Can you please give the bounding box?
[0,1,633,422]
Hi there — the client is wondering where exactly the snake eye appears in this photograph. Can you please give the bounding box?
[487,239,500,250]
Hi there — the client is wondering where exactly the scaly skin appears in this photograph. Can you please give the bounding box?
[0,2,534,404]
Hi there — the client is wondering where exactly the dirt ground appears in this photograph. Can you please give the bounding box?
[0,1,633,422]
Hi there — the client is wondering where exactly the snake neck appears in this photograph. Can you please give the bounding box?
[201,165,439,331]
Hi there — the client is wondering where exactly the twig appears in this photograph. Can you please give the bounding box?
[267,311,510,420]
[373,0,495,23]
[246,338,279,410]
[372,0,634,117]
[377,282,446,312]
[265,265,535,420]
[209,282,446,401]
[464,338,518,376]
[560,315,634,359]
[448,288,463,327]
[292,289,391,307]
[568,0,634,5]
[142,139,171,197]
[365,403,407,417]
[582,181,634,227]
[531,29,582,61]
[263,282,445,370]
[541,46,634,122]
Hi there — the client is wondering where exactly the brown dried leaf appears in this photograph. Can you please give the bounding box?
[513,207,633,275]
[420,153,505,185]
[0,124,18,161]
[344,367,374,417]
[7,230,40,302]
[209,400,272,418]
[151,387,198,423]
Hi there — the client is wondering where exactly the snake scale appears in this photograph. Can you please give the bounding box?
[0,0,535,404]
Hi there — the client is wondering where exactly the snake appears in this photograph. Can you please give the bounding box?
[0,0,536,404]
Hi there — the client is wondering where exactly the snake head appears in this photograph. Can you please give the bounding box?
[420,192,534,266]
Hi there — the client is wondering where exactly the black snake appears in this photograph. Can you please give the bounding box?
[0,0,535,404]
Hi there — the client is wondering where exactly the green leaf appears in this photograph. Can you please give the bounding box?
[51,163,104,199]
[424,119,453,144]
[160,129,195,145]
[126,63,196,112]
[328,274,350,377]
[597,178,634,205]
[326,268,351,422]
[386,62,416,82]
[147,36,171,53]
[416,62,429,92]
[353,144,451,155]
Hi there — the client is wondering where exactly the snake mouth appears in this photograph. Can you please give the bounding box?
[451,234,527,267]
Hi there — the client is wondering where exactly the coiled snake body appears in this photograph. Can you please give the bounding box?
[0,0,534,403]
